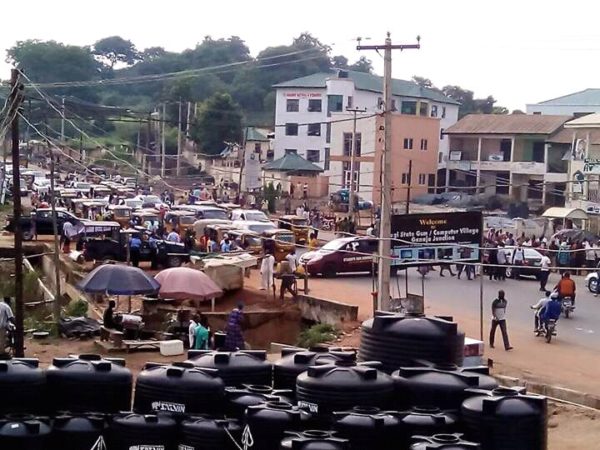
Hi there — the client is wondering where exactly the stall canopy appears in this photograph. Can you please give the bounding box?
[541,207,589,220]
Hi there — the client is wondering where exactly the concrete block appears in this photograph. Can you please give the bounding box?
[296,294,358,326]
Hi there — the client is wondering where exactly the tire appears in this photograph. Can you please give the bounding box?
[565,309,570,319]
[505,267,512,278]
[588,278,598,294]
[22,230,34,241]
[545,328,552,343]
[322,263,337,278]
[167,255,183,268]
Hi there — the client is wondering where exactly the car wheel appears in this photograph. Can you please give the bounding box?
[167,256,183,268]
[505,267,512,278]
[22,230,34,241]
[588,278,598,294]
[322,263,337,278]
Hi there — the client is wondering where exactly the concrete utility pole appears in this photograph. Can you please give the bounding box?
[405,159,412,214]
[237,126,249,200]
[9,69,25,357]
[357,33,420,312]
[346,107,367,222]
[176,99,182,177]
[60,97,65,143]
[161,103,166,179]
[48,140,61,322]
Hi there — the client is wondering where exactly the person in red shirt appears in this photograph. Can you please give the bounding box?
[555,271,576,305]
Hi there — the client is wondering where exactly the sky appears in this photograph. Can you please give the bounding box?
[2,0,600,111]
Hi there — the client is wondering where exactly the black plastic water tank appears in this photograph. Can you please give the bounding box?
[46,354,132,413]
[50,413,106,450]
[296,352,394,420]
[186,350,273,386]
[332,406,401,450]
[245,401,302,450]
[134,362,225,415]
[273,346,353,392]
[410,433,481,449]
[398,407,458,448]
[108,413,177,450]
[179,415,242,450]
[392,364,499,410]
[0,358,46,415]
[461,387,547,450]
[0,415,51,450]
[280,430,350,450]
[225,384,294,419]
[359,312,465,373]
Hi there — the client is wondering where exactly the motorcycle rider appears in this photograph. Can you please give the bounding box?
[555,271,576,305]
[530,290,552,332]
[539,293,562,332]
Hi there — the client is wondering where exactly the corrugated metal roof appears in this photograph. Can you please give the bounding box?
[245,127,269,142]
[263,151,323,173]
[444,114,572,135]
[273,70,459,105]
[564,113,600,128]
[548,127,600,145]
[535,89,600,106]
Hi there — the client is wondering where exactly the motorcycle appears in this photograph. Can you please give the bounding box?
[535,319,557,343]
[561,296,575,318]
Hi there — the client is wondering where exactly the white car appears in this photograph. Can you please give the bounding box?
[232,220,276,235]
[230,208,270,222]
[72,181,92,196]
[136,195,167,209]
[32,179,51,194]
[585,272,599,293]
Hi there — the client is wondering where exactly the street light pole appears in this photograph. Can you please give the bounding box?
[346,107,367,223]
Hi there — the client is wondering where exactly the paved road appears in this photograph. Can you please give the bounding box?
[305,268,599,352]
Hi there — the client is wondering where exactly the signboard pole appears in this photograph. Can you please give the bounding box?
[479,213,484,341]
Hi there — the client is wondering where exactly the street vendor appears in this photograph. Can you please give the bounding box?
[103,300,120,330]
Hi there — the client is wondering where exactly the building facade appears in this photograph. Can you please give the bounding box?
[526,89,600,116]
[329,112,440,205]
[272,70,459,181]
[444,114,572,207]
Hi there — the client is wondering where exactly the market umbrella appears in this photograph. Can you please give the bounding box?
[76,264,160,296]
[154,267,223,308]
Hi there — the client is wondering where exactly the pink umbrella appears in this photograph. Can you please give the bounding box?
[154,267,223,301]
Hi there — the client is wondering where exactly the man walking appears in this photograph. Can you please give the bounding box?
[0,297,14,355]
[490,290,513,351]
[539,252,551,291]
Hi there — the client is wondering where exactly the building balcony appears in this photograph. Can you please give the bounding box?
[447,159,546,175]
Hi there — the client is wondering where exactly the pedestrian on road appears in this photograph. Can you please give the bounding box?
[490,289,513,351]
[224,303,245,351]
[260,251,275,291]
[539,252,551,291]
[0,297,15,356]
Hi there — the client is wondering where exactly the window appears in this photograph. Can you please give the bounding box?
[285,123,298,136]
[308,123,321,136]
[440,128,445,140]
[391,99,397,111]
[401,173,410,184]
[403,138,414,150]
[441,106,446,118]
[377,97,383,109]
[533,111,541,115]
[285,149,297,154]
[419,102,428,116]
[420,139,428,151]
[347,96,353,108]
[308,99,322,112]
[286,99,299,112]
[306,149,320,163]
[438,152,443,163]
[324,147,330,170]
[431,105,438,118]
[343,133,362,156]
[326,123,331,143]
[418,174,427,185]
[327,95,343,112]
[266,149,274,161]
[254,143,261,153]
[401,101,417,115]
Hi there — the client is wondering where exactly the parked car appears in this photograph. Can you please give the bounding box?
[329,189,373,212]
[230,208,271,222]
[135,195,167,209]
[300,236,383,277]
[503,246,543,279]
[585,272,599,293]
[232,220,277,235]
[72,181,92,196]
[172,205,229,220]
[5,208,83,241]
[32,179,51,195]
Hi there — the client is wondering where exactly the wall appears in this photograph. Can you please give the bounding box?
[372,113,440,204]
[526,104,600,115]
[296,294,359,326]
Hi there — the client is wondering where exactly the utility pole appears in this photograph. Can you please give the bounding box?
[60,97,65,143]
[176,99,182,177]
[237,126,249,202]
[9,69,25,357]
[405,159,412,214]
[357,33,420,312]
[48,137,61,322]
[346,107,367,222]
[161,103,166,179]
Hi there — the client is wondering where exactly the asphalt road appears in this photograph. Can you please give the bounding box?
[306,268,599,353]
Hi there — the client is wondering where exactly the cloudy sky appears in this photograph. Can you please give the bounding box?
[2,0,599,110]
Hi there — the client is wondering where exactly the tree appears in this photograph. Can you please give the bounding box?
[349,56,373,73]
[332,55,349,68]
[412,76,435,89]
[93,36,140,68]
[511,109,525,115]
[141,46,167,61]
[190,93,243,155]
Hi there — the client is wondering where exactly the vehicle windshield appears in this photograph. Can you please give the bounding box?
[245,211,269,221]
[246,236,262,247]
[180,216,196,225]
[291,219,309,226]
[247,223,276,234]
[319,239,348,252]
[143,195,161,204]
[113,208,131,217]
[36,180,50,185]
[76,183,91,190]
[276,233,295,243]
[202,209,228,220]
[124,199,143,209]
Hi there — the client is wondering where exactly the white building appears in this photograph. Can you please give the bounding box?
[527,89,600,116]
[272,69,460,184]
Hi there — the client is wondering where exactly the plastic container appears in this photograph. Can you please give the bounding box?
[185,350,273,386]
[410,433,481,449]
[0,415,52,450]
[108,413,177,450]
[225,384,294,419]
[50,413,106,450]
[280,430,350,450]
[0,358,46,415]
[159,339,185,356]
[398,407,458,448]
[245,401,302,450]
[333,406,401,450]
[179,415,242,450]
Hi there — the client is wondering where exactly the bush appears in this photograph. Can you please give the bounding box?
[297,323,339,348]
[65,299,89,318]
